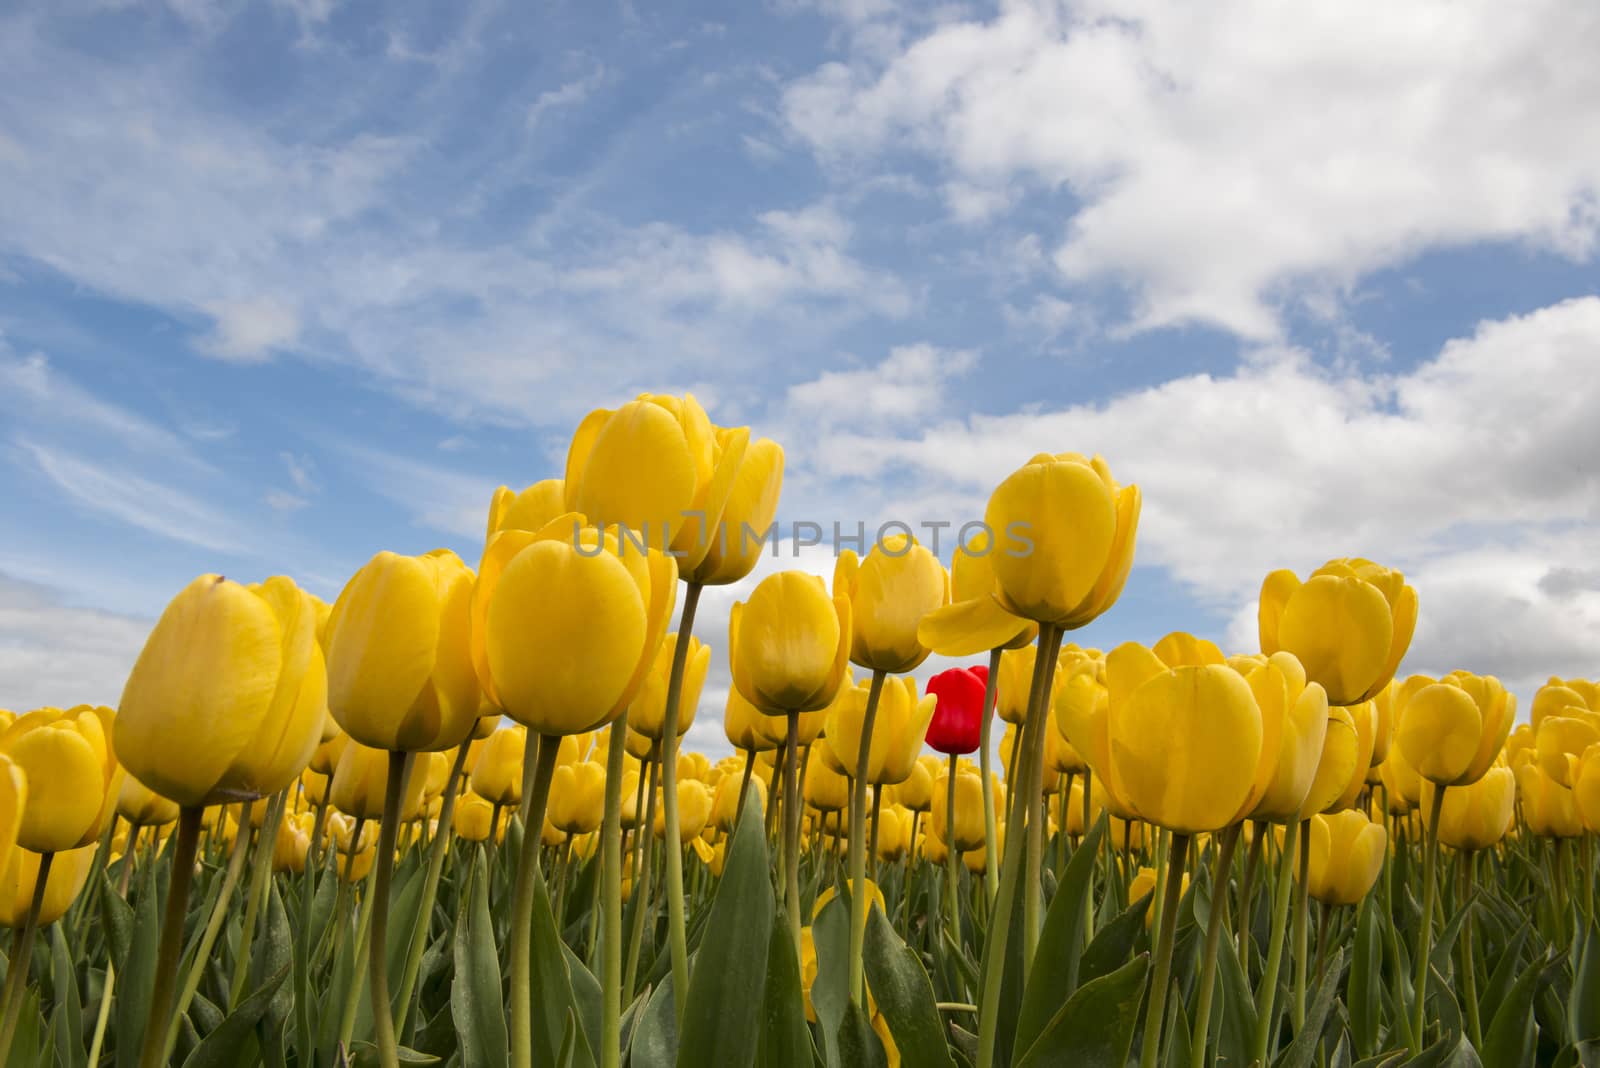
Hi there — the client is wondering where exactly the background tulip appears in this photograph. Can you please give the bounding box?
[731,571,851,715]
[825,676,937,786]
[1425,768,1515,851]
[833,533,947,675]
[916,539,1035,657]
[1,705,121,853]
[1300,810,1386,906]
[1394,671,1513,787]
[1259,558,1416,706]
[924,666,986,755]
[486,479,566,538]
[930,769,987,852]
[630,633,710,741]
[0,844,96,928]
[469,726,525,807]
[681,434,784,586]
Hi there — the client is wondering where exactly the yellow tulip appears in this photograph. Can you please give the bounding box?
[1053,653,1138,820]
[983,452,1140,629]
[1301,705,1363,817]
[731,571,852,714]
[1226,653,1329,823]
[1573,744,1600,834]
[875,805,913,861]
[824,676,937,786]
[310,732,350,777]
[563,392,750,573]
[683,435,785,586]
[486,479,566,538]
[272,814,311,874]
[0,706,120,855]
[1394,671,1513,787]
[473,517,677,735]
[1100,639,1262,833]
[0,844,96,927]
[930,769,988,852]
[329,741,427,822]
[723,688,779,753]
[655,780,712,842]
[1300,810,1386,907]
[888,756,936,813]
[1535,711,1600,789]
[548,762,606,835]
[1425,768,1515,851]
[916,537,1035,657]
[1258,558,1416,706]
[1129,865,1189,927]
[117,574,326,807]
[453,793,496,843]
[0,754,23,876]
[833,533,948,675]
[117,772,179,827]
[813,878,885,922]
[711,770,765,832]
[995,643,1043,725]
[1531,676,1597,728]
[469,726,526,807]
[631,633,710,741]
[1516,762,1583,838]
[803,741,851,813]
[324,549,481,752]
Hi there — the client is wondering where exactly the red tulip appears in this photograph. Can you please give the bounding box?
[924,666,987,755]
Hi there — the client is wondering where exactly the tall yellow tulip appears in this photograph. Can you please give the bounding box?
[1393,671,1513,787]
[1258,558,1416,706]
[824,676,937,787]
[1,705,121,854]
[833,533,947,675]
[730,571,852,716]
[630,633,710,741]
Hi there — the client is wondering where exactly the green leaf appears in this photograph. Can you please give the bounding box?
[1351,1050,1408,1068]
[863,903,956,1068]
[1162,979,1192,1068]
[531,871,597,1068]
[1484,951,1563,1068]
[50,924,85,1068]
[813,893,851,1068]
[629,978,677,1068]
[180,961,290,1068]
[560,943,603,1059]
[1571,917,1600,1043]
[451,853,507,1068]
[836,1001,888,1068]
[1014,816,1106,1057]
[1014,953,1148,1068]
[115,858,161,1068]
[1479,923,1531,1031]
[1215,914,1258,1068]
[1079,891,1151,987]
[676,790,774,1068]
[250,881,295,1060]
[759,917,812,1068]
[1275,947,1344,1068]
[1351,893,1381,1058]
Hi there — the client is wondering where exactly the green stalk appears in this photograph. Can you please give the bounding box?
[656,581,702,1028]
[137,805,203,1068]
[1412,785,1446,1049]
[783,711,804,963]
[1252,817,1300,1065]
[1190,822,1241,1068]
[1082,767,1096,949]
[847,669,889,1007]
[166,801,255,1060]
[510,735,561,1068]
[0,850,54,1065]
[945,751,962,958]
[735,748,756,830]
[230,790,287,1008]
[1292,819,1310,1029]
[1237,824,1265,964]
[602,711,630,1068]
[338,858,382,1049]
[367,751,414,1068]
[623,750,660,1000]
[1023,626,1065,974]
[1139,833,1191,1068]
[87,959,114,1067]
[395,741,472,1036]
[979,646,1003,902]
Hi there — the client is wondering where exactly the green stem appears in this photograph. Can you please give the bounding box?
[230,791,286,1008]
[510,735,561,1068]
[1412,785,1446,1050]
[0,850,54,1065]
[1292,819,1310,1030]
[657,581,701,1029]
[338,857,381,1050]
[368,751,414,1068]
[1252,817,1300,1065]
[1190,822,1241,1068]
[1139,833,1191,1068]
[1237,824,1264,965]
[137,805,203,1068]
[735,748,756,830]
[602,711,630,1068]
[1081,767,1096,954]
[624,749,660,999]
[395,741,471,1036]
[167,800,255,1060]
[783,711,804,964]
[945,751,962,961]
[1460,850,1481,1050]
[1023,626,1065,975]
[847,668,888,1007]
[979,646,1003,903]
[87,959,114,1067]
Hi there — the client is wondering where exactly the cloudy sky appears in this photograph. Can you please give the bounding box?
[2,0,1598,757]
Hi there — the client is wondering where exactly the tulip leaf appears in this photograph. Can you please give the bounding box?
[530,871,597,1068]
[115,859,161,1068]
[179,960,290,1068]
[759,916,812,1068]
[560,943,604,1058]
[450,853,507,1068]
[836,1000,888,1068]
[1483,950,1563,1068]
[1478,923,1530,1041]
[1350,1050,1409,1068]
[676,790,773,1068]
[249,881,295,1057]
[1079,890,1151,987]
[1571,917,1600,1042]
[1014,953,1148,1068]
[863,902,957,1068]
[1014,815,1107,1058]
[1351,893,1382,1058]
[49,925,84,1068]
[1162,978,1192,1068]
[1275,947,1344,1068]
[812,892,851,1068]
[629,977,677,1068]
[1215,912,1258,1068]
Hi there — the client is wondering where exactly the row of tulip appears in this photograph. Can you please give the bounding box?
[0,391,1596,1068]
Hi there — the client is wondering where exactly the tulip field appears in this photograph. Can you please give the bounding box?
[4,393,1600,1068]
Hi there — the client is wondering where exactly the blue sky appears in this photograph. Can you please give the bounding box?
[3,0,1599,755]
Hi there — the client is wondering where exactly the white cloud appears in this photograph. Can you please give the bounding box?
[783,0,1600,337]
[527,67,607,129]
[787,342,977,425]
[198,297,301,362]
[264,489,309,512]
[0,573,151,712]
[280,451,318,493]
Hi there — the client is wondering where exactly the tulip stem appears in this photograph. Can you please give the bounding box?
[735,748,756,830]
[1190,822,1241,1068]
[602,713,630,1068]
[975,624,1059,1068]
[1252,817,1300,1066]
[1292,818,1310,1030]
[868,785,884,879]
[979,647,1003,904]
[657,581,702,1029]
[1412,784,1446,1051]
[945,751,963,960]
[1081,767,1096,949]
[1237,823,1265,965]
[367,751,413,1068]
[166,801,255,1060]
[847,668,888,1007]
[510,735,560,1068]
[1139,832,1190,1068]
[624,751,660,1000]
[138,804,202,1068]
[1459,851,1481,1050]
[0,850,53,1066]
[231,790,287,1009]
[783,711,804,964]
[396,741,471,1037]
[1023,627,1065,977]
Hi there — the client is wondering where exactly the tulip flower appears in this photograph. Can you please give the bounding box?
[723,687,778,754]
[1,705,121,854]
[1531,676,1597,728]
[1394,671,1514,788]
[329,740,427,822]
[889,756,935,813]
[486,479,566,538]
[930,768,987,852]
[0,843,95,928]
[1425,768,1515,852]
[1258,558,1416,707]
[118,574,327,808]
[0,755,21,877]
[1517,762,1583,838]
[629,633,710,742]
[1535,709,1600,788]
[924,666,986,755]
[824,676,937,788]
[548,762,606,836]
[117,772,180,828]
[916,539,1036,658]
[833,532,948,676]
[1226,653,1329,824]
[803,744,851,814]
[712,769,766,832]
[1299,810,1386,907]
[1573,743,1600,834]
[654,780,712,843]
[453,793,497,843]
[681,435,784,586]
